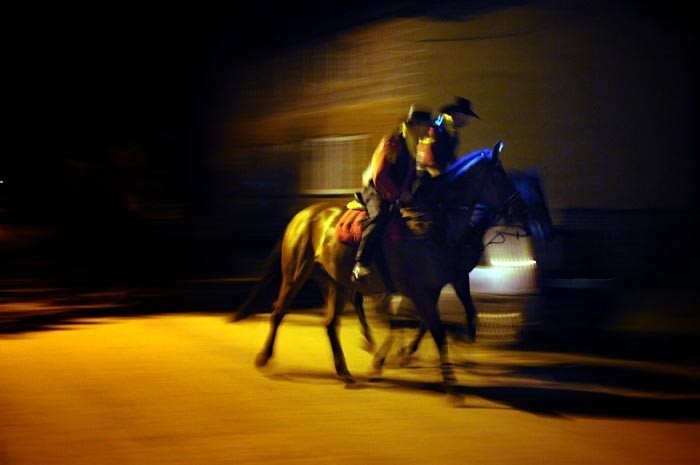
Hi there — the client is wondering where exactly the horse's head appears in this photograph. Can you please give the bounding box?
[508,169,554,240]
[439,141,552,240]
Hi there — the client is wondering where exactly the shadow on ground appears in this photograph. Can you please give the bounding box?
[262,363,700,421]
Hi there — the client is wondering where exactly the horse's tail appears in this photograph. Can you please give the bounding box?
[231,237,283,322]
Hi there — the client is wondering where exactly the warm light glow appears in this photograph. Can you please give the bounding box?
[470,265,537,295]
[477,312,522,320]
[490,259,537,267]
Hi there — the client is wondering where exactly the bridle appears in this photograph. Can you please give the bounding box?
[443,155,531,249]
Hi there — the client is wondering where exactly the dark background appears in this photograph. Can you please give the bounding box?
[4,1,440,285]
[2,1,697,287]
[6,2,428,213]
[1,2,697,362]
[6,0,695,209]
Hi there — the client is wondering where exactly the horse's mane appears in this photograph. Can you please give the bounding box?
[416,148,492,207]
[444,148,492,184]
[448,154,554,239]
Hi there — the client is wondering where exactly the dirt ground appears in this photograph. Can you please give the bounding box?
[1,312,698,465]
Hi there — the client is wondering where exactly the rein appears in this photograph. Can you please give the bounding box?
[482,228,528,249]
[480,191,531,250]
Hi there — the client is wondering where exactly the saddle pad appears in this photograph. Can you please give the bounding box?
[334,208,367,245]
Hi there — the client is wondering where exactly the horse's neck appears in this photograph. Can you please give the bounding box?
[448,205,496,274]
[448,168,487,207]
[443,204,492,242]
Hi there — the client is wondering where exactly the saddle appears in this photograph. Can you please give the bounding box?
[334,203,366,245]
[333,195,434,246]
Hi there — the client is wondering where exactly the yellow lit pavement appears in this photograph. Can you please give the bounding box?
[1,313,698,465]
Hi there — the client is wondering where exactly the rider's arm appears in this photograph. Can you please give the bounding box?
[370,137,402,202]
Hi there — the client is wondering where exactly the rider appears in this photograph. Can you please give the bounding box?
[420,96,485,244]
[415,97,482,341]
[416,96,479,178]
[351,106,433,282]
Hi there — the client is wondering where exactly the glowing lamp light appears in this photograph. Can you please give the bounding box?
[490,259,537,267]
[470,230,538,294]
[470,264,537,295]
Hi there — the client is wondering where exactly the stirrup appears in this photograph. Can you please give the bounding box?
[353,191,365,205]
[352,262,371,281]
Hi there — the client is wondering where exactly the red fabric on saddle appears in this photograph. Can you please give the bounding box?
[334,209,366,245]
[334,208,403,246]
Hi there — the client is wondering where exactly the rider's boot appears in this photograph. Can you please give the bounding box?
[352,220,378,282]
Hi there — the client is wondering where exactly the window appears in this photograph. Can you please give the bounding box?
[300,135,370,194]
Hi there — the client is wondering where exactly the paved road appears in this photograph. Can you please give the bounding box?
[1,311,698,465]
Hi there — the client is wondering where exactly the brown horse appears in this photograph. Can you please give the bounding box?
[233,142,534,390]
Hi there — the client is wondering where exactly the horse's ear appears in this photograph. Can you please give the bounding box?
[492,140,504,159]
[484,141,504,162]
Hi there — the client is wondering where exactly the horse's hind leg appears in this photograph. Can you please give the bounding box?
[352,290,376,352]
[324,283,353,382]
[255,268,313,368]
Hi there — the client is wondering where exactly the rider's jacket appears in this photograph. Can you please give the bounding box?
[417,113,460,177]
[362,122,417,202]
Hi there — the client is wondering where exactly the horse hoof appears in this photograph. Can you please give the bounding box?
[339,373,357,385]
[398,353,413,367]
[367,366,383,381]
[343,378,362,389]
[446,391,465,408]
[254,352,269,368]
[361,339,377,353]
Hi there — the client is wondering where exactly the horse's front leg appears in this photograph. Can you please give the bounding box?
[368,331,397,380]
[452,275,477,342]
[402,276,477,363]
[411,290,458,390]
[351,290,376,353]
[400,323,427,366]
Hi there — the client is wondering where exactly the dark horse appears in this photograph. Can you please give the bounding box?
[372,165,553,366]
[233,142,546,391]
